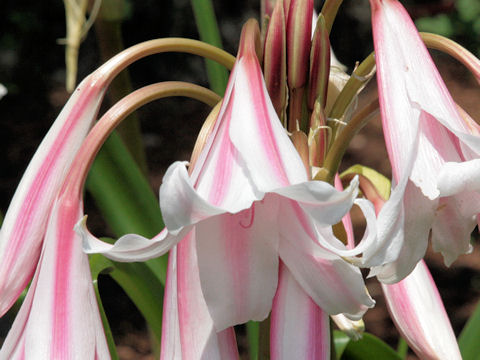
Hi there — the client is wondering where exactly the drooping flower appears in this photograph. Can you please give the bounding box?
[0,73,108,316]
[369,0,480,282]
[81,19,376,334]
[0,192,110,359]
[348,169,461,360]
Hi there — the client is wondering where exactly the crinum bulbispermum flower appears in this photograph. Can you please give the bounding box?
[80,19,387,357]
[369,0,480,282]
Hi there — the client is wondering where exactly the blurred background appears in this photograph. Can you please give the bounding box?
[0,0,479,358]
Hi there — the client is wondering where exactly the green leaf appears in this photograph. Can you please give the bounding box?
[459,299,480,360]
[340,164,391,200]
[89,254,119,360]
[415,15,454,38]
[190,0,229,95]
[457,0,480,23]
[333,331,351,359]
[396,337,408,359]
[340,332,402,360]
[90,252,165,342]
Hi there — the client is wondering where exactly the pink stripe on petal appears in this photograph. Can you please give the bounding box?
[176,231,239,359]
[271,262,330,360]
[0,76,105,315]
[195,197,279,330]
[382,260,461,360]
[278,200,374,319]
[1,195,109,359]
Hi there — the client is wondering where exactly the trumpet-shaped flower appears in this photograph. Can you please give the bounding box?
[0,193,110,359]
[353,172,461,359]
[81,19,376,332]
[369,0,480,282]
[0,73,107,316]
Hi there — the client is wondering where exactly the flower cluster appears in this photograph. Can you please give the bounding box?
[1,0,479,358]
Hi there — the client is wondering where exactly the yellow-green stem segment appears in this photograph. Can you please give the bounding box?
[327,52,376,140]
[316,98,379,184]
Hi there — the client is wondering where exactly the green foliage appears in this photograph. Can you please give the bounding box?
[415,0,480,56]
[335,331,402,360]
[90,251,165,343]
[415,15,454,37]
[459,299,480,360]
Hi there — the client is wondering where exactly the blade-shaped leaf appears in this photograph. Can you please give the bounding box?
[459,299,480,360]
[340,332,402,360]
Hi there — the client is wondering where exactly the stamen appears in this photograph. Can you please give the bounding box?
[239,204,255,229]
[327,117,347,126]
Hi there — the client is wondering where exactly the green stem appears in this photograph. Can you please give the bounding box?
[247,321,260,360]
[327,52,376,140]
[321,0,344,34]
[258,315,271,360]
[190,0,229,95]
[316,98,379,183]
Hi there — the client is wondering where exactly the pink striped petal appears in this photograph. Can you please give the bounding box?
[370,0,480,277]
[372,182,435,283]
[382,260,461,360]
[0,74,106,316]
[161,232,239,359]
[0,195,109,359]
[270,262,330,360]
[160,249,182,360]
[83,20,378,335]
[278,200,375,320]
[195,198,280,330]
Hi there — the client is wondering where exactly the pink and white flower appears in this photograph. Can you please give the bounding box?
[0,192,110,359]
[0,73,107,316]
[369,0,480,282]
[81,20,376,336]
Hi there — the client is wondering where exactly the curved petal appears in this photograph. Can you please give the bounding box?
[160,162,228,235]
[160,237,239,360]
[372,182,435,283]
[273,176,359,226]
[431,194,479,266]
[195,196,280,330]
[78,217,189,262]
[0,196,109,359]
[270,262,330,360]
[0,75,106,316]
[278,200,375,320]
[312,199,376,260]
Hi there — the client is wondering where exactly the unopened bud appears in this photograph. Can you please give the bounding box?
[286,0,313,90]
[263,0,287,119]
[308,14,330,110]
